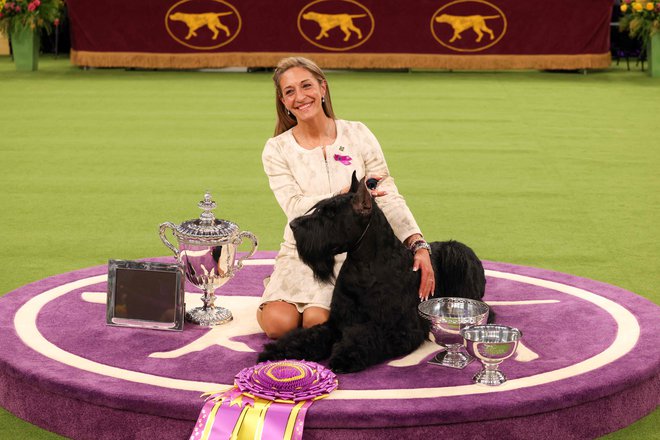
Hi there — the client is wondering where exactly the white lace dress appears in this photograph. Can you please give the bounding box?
[260,119,422,311]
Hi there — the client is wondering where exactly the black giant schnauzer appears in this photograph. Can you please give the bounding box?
[258,173,486,373]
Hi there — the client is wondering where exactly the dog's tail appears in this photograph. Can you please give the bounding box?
[431,240,487,301]
[430,240,495,322]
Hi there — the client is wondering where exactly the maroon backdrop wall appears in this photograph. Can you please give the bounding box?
[68,0,612,70]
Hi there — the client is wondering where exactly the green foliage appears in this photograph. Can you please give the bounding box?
[0,0,63,36]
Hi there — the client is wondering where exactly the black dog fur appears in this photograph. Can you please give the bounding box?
[258,173,487,373]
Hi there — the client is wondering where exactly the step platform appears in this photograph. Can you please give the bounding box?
[0,251,658,439]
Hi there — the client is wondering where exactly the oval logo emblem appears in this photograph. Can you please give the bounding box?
[431,0,506,53]
[298,0,375,52]
[165,0,242,50]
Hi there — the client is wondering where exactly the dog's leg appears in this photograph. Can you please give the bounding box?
[329,322,427,373]
[339,25,354,42]
[474,27,484,42]
[315,26,330,40]
[218,24,231,37]
[258,324,337,363]
[348,23,362,39]
[208,25,219,40]
[482,24,495,40]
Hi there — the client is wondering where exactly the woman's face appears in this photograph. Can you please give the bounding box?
[279,66,327,123]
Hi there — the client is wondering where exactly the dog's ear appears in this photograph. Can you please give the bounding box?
[349,171,360,193]
[352,175,372,214]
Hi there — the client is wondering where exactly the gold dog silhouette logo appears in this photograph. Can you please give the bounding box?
[166,0,241,50]
[431,0,506,52]
[298,0,374,51]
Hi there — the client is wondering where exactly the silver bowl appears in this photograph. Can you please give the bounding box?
[461,324,522,386]
[418,297,489,369]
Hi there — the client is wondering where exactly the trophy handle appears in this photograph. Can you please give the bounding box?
[234,231,258,270]
[159,222,180,259]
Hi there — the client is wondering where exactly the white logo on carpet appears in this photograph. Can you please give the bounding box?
[13,260,641,399]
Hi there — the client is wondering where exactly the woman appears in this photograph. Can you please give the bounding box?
[257,57,434,339]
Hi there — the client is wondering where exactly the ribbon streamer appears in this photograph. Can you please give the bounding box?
[190,360,338,440]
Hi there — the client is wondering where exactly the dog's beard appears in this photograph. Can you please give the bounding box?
[293,226,338,283]
[302,252,336,283]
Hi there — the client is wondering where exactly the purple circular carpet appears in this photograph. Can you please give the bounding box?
[1,251,658,440]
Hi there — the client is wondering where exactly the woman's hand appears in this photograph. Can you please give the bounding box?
[413,248,435,300]
[365,175,388,198]
[406,234,435,300]
[337,175,388,197]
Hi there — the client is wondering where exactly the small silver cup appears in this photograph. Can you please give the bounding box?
[418,297,490,369]
[461,324,522,386]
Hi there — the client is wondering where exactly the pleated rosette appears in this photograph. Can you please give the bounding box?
[235,359,338,402]
[190,360,338,440]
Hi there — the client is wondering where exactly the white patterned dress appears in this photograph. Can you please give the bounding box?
[260,119,422,311]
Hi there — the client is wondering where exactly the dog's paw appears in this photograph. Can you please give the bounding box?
[329,350,367,374]
[257,343,287,363]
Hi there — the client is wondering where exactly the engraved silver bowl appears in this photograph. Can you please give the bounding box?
[418,297,489,369]
[461,324,522,386]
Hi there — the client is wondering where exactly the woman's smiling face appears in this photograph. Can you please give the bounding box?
[279,67,327,122]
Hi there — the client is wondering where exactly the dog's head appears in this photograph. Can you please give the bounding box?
[290,171,373,282]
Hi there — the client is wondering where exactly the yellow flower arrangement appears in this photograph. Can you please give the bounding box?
[619,0,660,43]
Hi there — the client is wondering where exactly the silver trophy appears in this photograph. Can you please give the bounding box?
[461,324,522,386]
[418,297,490,369]
[159,192,257,326]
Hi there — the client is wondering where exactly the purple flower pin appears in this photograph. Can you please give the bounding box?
[334,154,352,166]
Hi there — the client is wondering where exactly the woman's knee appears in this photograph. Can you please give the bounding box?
[258,302,301,339]
[302,307,330,328]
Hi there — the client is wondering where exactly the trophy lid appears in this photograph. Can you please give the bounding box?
[174,192,239,241]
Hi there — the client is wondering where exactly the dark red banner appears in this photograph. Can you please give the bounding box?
[67,0,612,69]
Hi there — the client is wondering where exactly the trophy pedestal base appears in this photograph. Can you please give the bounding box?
[428,350,474,369]
[473,369,507,386]
[185,306,233,327]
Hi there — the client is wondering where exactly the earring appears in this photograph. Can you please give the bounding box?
[322,96,326,105]
[286,108,291,116]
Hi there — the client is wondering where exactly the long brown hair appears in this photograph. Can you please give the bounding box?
[272,57,336,136]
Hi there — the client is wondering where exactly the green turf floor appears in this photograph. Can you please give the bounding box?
[0,56,658,439]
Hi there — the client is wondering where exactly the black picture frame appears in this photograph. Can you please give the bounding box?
[106,259,185,331]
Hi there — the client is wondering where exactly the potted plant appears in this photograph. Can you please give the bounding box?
[619,0,660,76]
[0,0,63,71]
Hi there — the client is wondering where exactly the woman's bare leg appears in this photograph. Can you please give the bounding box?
[302,306,330,328]
[257,301,301,339]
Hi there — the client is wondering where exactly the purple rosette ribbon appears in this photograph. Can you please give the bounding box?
[235,360,338,402]
[190,361,338,440]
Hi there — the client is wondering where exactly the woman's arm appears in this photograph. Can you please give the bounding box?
[358,122,422,242]
[358,123,435,300]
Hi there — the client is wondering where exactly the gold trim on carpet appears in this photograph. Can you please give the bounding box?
[70,50,612,70]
